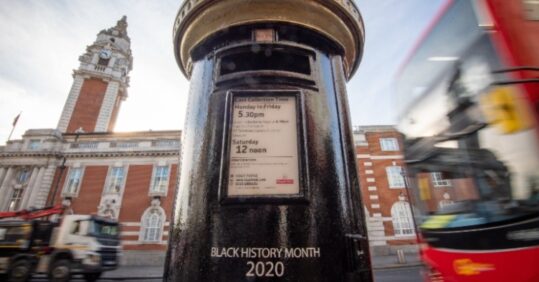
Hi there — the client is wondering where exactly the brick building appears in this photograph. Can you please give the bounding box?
[353,126,417,253]
[0,17,180,264]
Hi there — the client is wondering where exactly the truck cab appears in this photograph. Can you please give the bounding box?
[0,212,121,282]
[39,215,121,281]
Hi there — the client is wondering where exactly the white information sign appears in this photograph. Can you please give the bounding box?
[228,96,300,196]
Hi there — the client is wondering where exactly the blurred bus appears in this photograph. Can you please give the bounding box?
[395,0,539,281]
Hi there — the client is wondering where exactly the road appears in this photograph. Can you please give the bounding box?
[374,266,423,282]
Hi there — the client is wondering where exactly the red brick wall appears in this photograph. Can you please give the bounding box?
[356,129,415,245]
[358,159,410,217]
[371,158,407,218]
[48,162,178,251]
[70,166,108,214]
[66,78,108,133]
[123,243,167,251]
[364,131,404,155]
[121,164,178,251]
[119,165,153,222]
[355,145,370,155]
[358,130,407,216]
[119,164,152,250]
[418,173,480,213]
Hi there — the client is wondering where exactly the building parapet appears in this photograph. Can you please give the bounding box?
[353,125,397,133]
[1,130,181,160]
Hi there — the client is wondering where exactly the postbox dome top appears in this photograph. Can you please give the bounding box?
[173,0,365,80]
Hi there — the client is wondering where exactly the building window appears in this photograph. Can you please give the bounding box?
[140,208,164,242]
[150,166,169,194]
[386,166,405,188]
[353,133,367,146]
[64,167,83,195]
[16,169,31,184]
[28,139,41,150]
[106,167,125,193]
[380,138,399,151]
[431,172,451,187]
[8,189,24,211]
[391,201,415,236]
[98,57,110,66]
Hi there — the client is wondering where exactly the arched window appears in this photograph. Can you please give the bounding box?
[140,208,165,242]
[391,201,415,236]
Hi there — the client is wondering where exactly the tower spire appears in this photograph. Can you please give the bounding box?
[57,17,133,134]
[116,15,127,31]
[99,15,130,43]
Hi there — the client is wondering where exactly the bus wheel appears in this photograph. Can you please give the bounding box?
[48,259,71,282]
[84,272,102,282]
[7,259,32,282]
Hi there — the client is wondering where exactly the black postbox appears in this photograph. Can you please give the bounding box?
[166,1,371,281]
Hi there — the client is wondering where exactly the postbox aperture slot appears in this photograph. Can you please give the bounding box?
[219,50,311,76]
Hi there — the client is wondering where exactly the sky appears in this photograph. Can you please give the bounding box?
[0,0,446,145]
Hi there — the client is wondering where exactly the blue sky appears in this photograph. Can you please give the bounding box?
[350,0,445,125]
[0,0,445,144]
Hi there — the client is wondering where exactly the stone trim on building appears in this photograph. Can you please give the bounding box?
[95,81,120,132]
[57,75,85,132]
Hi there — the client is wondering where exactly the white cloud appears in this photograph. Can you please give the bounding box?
[0,1,188,144]
[0,0,444,144]
[0,77,61,142]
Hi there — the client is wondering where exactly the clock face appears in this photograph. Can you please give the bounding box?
[99,49,112,59]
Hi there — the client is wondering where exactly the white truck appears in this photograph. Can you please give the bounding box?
[0,206,121,282]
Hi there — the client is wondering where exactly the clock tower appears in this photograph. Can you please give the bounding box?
[57,16,133,133]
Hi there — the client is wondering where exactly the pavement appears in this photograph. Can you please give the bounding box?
[370,252,423,270]
[101,265,164,280]
[99,253,422,280]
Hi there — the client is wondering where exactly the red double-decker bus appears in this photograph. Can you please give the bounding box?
[395,0,539,281]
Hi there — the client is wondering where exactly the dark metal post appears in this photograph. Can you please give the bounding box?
[166,1,371,281]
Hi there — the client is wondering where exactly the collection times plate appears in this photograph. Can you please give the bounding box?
[228,96,300,196]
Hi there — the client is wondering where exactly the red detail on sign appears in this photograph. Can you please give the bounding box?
[276,179,294,184]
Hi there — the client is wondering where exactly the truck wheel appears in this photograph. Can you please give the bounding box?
[48,259,71,282]
[83,272,102,282]
[7,259,32,282]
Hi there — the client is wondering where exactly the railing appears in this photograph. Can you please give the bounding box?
[94,65,107,72]
[152,140,180,147]
[66,140,182,151]
[111,142,139,148]
[71,142,99,149]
